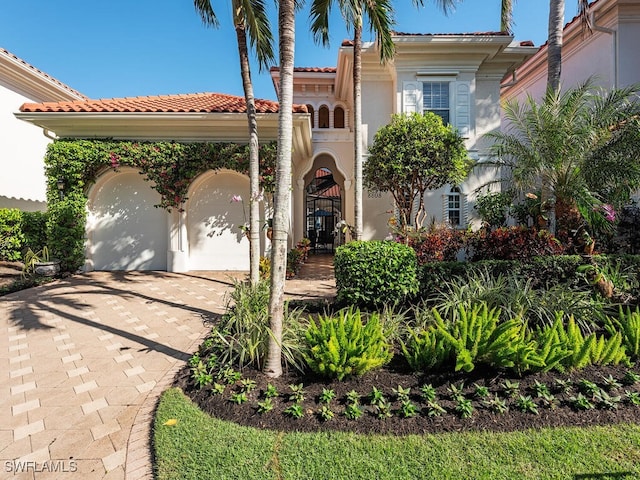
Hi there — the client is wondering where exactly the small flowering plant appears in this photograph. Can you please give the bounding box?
[231,195,249,233]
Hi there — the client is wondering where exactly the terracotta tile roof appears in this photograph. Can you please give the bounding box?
[270,67,337,73]
[1,48,87,99]
[19,92,308,113]
[392,31,510,37]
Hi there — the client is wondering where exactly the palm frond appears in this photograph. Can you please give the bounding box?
[240,0,276,70]
[309,0,334,46]
[364,0,396,62]
[193,0,219,27]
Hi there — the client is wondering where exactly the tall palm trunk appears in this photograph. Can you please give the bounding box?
[265,0,295,378]
[235,23,261,285]
[547,0,564,93]
[353,19,363,241]
[544,0,565,234]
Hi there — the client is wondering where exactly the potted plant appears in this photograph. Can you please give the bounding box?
[22,247,61,277]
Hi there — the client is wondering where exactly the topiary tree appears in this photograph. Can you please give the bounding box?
[365,112,472,230]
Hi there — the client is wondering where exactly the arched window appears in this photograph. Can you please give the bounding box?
[334,106,345,128]
[447,186,462,226]
[306,105,315,128]
[318,105,330,128]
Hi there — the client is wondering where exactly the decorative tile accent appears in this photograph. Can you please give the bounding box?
[9,353,30,364]
[10,366,33,378]
[124,366,145,377]
[81,397,108,415]
[62,353,82,364]
[74,380,98,394]
[14,419,45,440]
[12,399,40,415]
[67,366,89,378]
[11,381,36,395]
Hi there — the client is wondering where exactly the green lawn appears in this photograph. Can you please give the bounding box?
[154,388,640,480]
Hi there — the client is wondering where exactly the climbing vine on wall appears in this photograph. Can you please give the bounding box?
[44,139,277,209]
[42,139,277,271]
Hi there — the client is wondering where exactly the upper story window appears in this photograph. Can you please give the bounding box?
[318,106,330,128]
[306,105,315,128]
[334,106,345,128]
[423,82,450,124]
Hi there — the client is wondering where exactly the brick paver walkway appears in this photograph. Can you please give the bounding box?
[1,254,335,479]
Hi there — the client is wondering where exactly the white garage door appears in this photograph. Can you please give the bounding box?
[187,171,249,270]
[89,170,168,270]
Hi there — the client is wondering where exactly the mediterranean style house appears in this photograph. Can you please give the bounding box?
[13,32,536,272]
[0,48,85,211]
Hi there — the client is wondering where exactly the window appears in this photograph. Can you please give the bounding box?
[423,82,450,124]
[447,186,461,226]
[334,106,345,128]
[306,105,315,128]
[318,106,330,128]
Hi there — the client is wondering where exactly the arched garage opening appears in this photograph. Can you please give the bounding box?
[87,168,168,270]
[186,170,250,270]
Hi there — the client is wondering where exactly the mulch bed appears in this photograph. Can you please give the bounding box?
[175,358,640,436]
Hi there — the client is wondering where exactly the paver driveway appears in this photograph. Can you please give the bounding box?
[1,265,336,480]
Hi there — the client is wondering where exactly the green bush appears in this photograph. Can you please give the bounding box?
[334,241,419,308]
[433,303,543,374]
[46,193,86,272]
[401,326,454,372]
[205,279,307,372]
[21,211,48,253]
[606,307,640,360]
[303,307,392,380]
[0,208,25,261]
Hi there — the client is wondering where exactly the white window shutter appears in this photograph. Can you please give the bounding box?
[455,82,471,137]
[403,81,423,114]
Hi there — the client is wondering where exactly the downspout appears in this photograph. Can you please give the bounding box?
[42,128,57,140]
[591,10,618,88]
[501,70,519,88]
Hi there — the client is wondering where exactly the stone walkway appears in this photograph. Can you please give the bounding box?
[0,255,335,479]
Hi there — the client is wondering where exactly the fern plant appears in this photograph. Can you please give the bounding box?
[303,307,392,380]
[433,303,542,373]
[401,326,454,372]
[606,307,640,360]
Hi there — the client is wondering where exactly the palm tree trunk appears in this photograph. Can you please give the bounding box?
[235,24,261,285]
[265,0,295,378]
[353,20,363,241]
[547,0,564,93]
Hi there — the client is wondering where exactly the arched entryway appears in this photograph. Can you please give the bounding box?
[304,161,343,252]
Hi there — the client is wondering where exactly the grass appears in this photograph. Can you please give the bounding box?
[154,388,640,480]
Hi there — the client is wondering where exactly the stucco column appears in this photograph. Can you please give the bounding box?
[294,178,306,244]
[167,208,188,272]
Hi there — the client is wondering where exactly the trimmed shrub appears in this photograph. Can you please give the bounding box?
[0,208,25,261]
[467,227,564,261]
[407,224,465,264]
[334,241,419,308]
[303,307,392,380]
[21,211,48,253]
[46,193,86,272]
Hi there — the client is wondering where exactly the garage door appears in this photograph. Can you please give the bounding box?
[88,170,168,270]
[187,171,249,270]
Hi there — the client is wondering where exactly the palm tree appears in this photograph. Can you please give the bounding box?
[486,80,640,242]
[264,0,296,378]
[500,0,515,34]
[193,0,275,285]
[311,0,459,241]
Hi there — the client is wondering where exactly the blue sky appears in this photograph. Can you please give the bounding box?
[2,1,578,101]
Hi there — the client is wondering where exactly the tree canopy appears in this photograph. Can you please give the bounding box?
[365,112,471,228]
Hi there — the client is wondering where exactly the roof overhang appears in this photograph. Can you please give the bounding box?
[0,50,86,102]
[14,111,313,158]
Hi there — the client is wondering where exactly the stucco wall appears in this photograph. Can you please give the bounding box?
[0,85,49,209]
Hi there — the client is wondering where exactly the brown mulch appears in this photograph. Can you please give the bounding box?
[175,358,640,436]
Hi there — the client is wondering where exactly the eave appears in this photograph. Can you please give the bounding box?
[14,111,313,158]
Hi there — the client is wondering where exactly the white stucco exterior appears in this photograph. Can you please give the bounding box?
[501,0,640,102]
[0,48,85,210]
[16,33,536,272]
